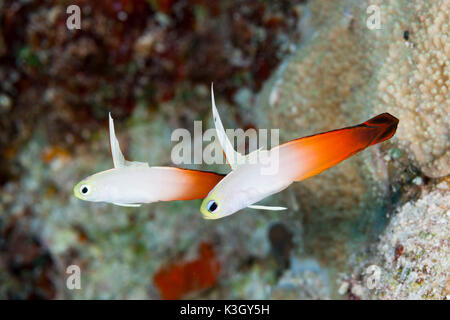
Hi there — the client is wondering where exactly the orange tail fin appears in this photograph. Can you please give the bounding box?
[363,113,399,146]
[278,113,399,182]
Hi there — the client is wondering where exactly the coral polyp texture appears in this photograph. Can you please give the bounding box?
[259,0,449,179]
[375,0,449,178]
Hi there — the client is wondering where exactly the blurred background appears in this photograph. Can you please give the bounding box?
[0,0,448,299]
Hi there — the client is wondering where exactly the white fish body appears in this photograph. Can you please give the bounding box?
[74,113,223,206]
[200,84,399,219]
[75,166,221,205]
[203,159,291,218]
[200,85,287,219]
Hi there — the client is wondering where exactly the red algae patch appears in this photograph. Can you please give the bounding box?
[153,242,221,299]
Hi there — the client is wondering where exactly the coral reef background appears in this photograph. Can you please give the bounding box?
[0,0,448,299]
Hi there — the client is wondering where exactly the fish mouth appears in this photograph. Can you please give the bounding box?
[200,208,217,220]
[200,210,214,220]
[202,215,222,220]
[201,210,225,220]
[73,185,83,200]
[73,181,86,200]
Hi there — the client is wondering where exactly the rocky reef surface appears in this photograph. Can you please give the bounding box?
[0,0,448,299]
[339,182,449,300]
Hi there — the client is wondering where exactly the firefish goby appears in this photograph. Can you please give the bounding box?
[73,113,224,207]
[200,85,399,219]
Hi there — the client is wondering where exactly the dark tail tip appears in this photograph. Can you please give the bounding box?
[364,113,399,146]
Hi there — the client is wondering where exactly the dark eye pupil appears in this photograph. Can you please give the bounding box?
[207,200,218,213]
[81,187,88,194]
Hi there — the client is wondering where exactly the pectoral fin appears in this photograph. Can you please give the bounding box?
[109,113,149,169]
[248,205,287,211]
[113,202,142,207]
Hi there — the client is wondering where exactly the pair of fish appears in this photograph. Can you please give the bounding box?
[74,85,398,219]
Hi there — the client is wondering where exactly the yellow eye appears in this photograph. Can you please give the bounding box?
[206,200,218,213]
[79,184,90,195]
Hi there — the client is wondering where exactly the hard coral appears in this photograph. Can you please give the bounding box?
[259,0,449,178]
[375,0,449,178]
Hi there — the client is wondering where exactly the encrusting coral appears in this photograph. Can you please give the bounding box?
[339,181,449,300]
[373,185,449,300]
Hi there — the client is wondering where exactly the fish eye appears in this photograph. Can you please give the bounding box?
[206,200,218,213]
[80,185,90,195]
